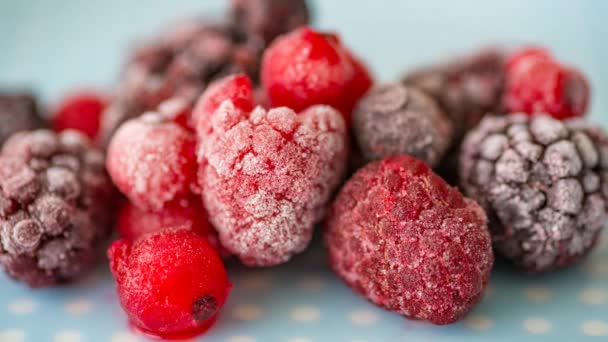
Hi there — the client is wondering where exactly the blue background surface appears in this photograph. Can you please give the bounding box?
[1,1,608,341]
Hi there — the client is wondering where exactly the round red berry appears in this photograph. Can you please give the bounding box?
[261,27,372,121]
[106,113,197,210]
[503,48,590,119]
[108,228,230,339]
[325,155,493,325]
[52,91,107,140]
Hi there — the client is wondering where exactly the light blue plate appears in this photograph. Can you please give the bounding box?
[1,1,607,341]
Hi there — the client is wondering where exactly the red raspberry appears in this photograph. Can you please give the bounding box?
[503,48,590,119]
[106,112,197,210]
[198,100,348,266]
[325,155,493,325]
[52,91,107,140]
[108,228,230,339]
[192,74,255,135]
[261,27,372,122]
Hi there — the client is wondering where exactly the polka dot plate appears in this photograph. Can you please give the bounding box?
[1,0,608,341]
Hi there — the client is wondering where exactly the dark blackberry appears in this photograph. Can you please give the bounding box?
[0,129,115,287]
[0,92,45,145]
[230,0,311,44]
[460,114,608,272]
[352,83,453,167]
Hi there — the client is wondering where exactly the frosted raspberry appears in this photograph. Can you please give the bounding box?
[198,101,348,266]
[261,27,373,121]
[460,114,608,272]
[52,90,107,140]
[0,130,115,287]
[106,112,197,211]
[230,0,310,44]
[0,92,45,145]
[352,83,453,166]
[503,48,590,119]
[108,228,230,339]
[325,155,493,325]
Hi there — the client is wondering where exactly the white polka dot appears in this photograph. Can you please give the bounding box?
[287,338,312,342]
[290,306,320,322]
[523,318,551,334]
[110,331,140,342]
[8,298,36,315]
[349,309,378,326]
[581,321,608,336]
[53,330,82,342]
[0,329,26,342]
[579,288,607,305]
[227,335,256,342]
[232,304,263,321]
[524,287,552,302]
[296,277,325,291]
[464,315,494,331]
[586,261,608,275]
[241,274,272,290]
[64,299,92,315]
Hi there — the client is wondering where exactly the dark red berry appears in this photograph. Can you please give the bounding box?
[503,48,590,119]
[0,92,45,145]
[53,91,107,140]
[106,112,197,211]
[325,155,493,325]
[261,27,372,121]
[108,228,230,339]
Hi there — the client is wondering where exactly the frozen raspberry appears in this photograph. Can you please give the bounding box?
[261,27,373,121]
[198,101,348,266]
[52,90,107,140]
[503,48,590,120]
[106,111,197,211]
[108,228,230,339]
[99,20,265,146]
[0,130,114,287]
[403,48,506,140]
[192,74,255,134]
[352,83,453,167]
[460,114,608,272]
[0,92,45,145]
[325,155,493,325]
[230,0,310,45]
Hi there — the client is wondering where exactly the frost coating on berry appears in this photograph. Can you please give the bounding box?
[0,130,114,287]
[325,155,493,325]
[352,83,453,166]
[107,112,197,210]
[460,114,608,272]
[0,92,45,145]
[108,229,230,339]
[199,101,348,266]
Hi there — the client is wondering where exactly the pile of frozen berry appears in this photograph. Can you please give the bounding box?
[1,0,606,337]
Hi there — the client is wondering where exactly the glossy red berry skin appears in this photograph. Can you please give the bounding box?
[117,197,211,241]
[503,48,590,120]
[261,27,372,122]
[106,113,197,211]
[108,228,230,339]
[53,91,107,140]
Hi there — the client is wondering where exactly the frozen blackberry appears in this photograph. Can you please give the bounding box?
[99,20,265,146]
[0,92,45,145]
[402,49,506,140]
[0,129,115,287]
[460,114,608,272]
[230,0,310,45]
[352,83,453,167]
